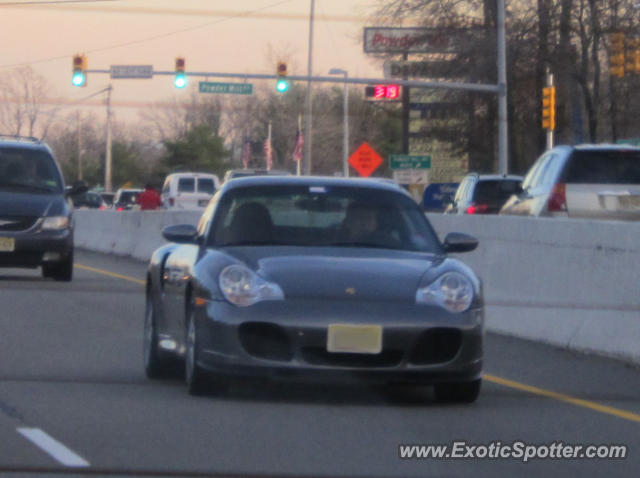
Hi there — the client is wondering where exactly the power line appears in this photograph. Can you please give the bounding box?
[0,0,117,5]
[0,0,295,70]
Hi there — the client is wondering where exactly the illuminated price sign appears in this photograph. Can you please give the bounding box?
[365,84,401,100]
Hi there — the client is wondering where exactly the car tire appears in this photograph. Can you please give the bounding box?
[434,379,481,403]
[185,308,208,396]
[43,253,73,282]
[144,294,170,379]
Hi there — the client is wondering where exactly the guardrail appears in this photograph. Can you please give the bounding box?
[74,210,640,365]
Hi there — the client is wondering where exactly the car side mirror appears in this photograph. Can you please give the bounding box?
[162,224,199,244]
[443,232,478,253]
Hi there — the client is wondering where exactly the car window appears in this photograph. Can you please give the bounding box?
[523,153,555,189]
[209,185,442,253]
[198,178,216,194]
[178,177,195,193]
[473,180,521,203]
[561,150,640,184]
[453,177,471,204]
[0,148,63,193]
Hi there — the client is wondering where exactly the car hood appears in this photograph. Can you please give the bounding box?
[0,192,67,217]
[222,247,438,302]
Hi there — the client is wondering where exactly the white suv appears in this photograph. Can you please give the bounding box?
[161,173,220,210]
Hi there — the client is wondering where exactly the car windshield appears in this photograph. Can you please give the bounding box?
[117,191,139,204]
[473,179,521,203]
[210,185,441,252]
[562,150,640,184]
[197,178,215,194]
[0,148,62,193]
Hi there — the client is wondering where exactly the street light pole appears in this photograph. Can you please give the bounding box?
[329,68,349,177]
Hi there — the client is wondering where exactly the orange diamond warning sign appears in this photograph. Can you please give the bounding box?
[348,142,383,177]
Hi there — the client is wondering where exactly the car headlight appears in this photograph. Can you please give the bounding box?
[416,272,474,313]
[41,216,70,230]
[218,264,284,307]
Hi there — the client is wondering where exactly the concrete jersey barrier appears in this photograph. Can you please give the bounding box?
[74,210,640,365]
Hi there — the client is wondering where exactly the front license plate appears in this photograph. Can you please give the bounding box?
[198,199,209,207]
[618,195,640,210]
[0,237,15,252]
[327,324,382,354]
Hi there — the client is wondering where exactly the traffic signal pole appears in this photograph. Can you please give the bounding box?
[546,73,554,150]
[401,52,410,155]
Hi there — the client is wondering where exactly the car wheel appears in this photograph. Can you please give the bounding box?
[46,253,73,282]
[143,294,169,379]
[434,379,481,403]
[185,309,208,396]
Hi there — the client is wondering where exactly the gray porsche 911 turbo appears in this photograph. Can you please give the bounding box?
[144,176,483,402]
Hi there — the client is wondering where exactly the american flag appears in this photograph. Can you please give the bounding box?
[292,128,304,163]
[263,136,273,171]
[241,138,251,169]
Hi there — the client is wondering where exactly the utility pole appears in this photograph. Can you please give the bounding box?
[303,0,315,175]
[105,84,113,192]
[497,0,509,175]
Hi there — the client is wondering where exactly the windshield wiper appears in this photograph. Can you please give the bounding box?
[326,241,403,250]
[218,240,297,247]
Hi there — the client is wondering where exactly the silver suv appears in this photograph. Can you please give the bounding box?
[500,144,640,220]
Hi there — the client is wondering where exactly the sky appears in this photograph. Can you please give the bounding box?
[0,0,391,123]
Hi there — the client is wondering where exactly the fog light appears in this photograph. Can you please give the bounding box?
[42,252,61,262]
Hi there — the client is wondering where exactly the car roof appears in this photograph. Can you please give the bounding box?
[573,143,640,151]
[465,173,523,181]
[0,136,52,154]
[166,172,218,178]
[221,175,409,195]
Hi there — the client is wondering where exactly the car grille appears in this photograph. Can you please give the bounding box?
[0,216,38,232]
[238,323,293,362]
[408,328,462,365]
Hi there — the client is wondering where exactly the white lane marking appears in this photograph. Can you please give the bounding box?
[16,427,90,467]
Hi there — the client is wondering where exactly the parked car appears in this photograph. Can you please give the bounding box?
[161,172,220,209]
[445,173,523,215]
[113,188,143,211]
[144,176,483,402]
[500,144,640,220]
[222,168,291,183]
[0,135,86,281]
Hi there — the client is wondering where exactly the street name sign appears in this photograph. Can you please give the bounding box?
[110,65,153,79]
[389,155,431,170]
[199,82,253,95]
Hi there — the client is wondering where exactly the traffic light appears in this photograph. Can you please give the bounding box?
[276,62,289,93]
[364,84,401,100]
[610,32,625,78]
[174,57,187,89]
[72,54,87,87]
[542,86,556,131]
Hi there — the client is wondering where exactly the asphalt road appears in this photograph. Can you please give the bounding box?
[0,249,638,478]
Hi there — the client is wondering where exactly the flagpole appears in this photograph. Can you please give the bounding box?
[296,115,302,176]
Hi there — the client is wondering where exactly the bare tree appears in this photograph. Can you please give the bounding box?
[0,66,59,139]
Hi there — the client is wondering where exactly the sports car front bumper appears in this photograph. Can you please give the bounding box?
[193,298,483,385]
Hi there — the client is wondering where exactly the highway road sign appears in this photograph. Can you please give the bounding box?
[389,155,431,170]
[393,169,429,184]
[110,65,153,79]
[199,82,253,95]
[349,143,383,177]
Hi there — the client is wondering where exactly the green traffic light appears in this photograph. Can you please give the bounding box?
[276,79,289,93]
[174,73,187,89]
[72,71,86,87]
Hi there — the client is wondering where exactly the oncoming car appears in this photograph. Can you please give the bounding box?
[0,135,86,281]
[144,176,483,402]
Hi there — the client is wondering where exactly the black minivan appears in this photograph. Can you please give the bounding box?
[0,136,86,281]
